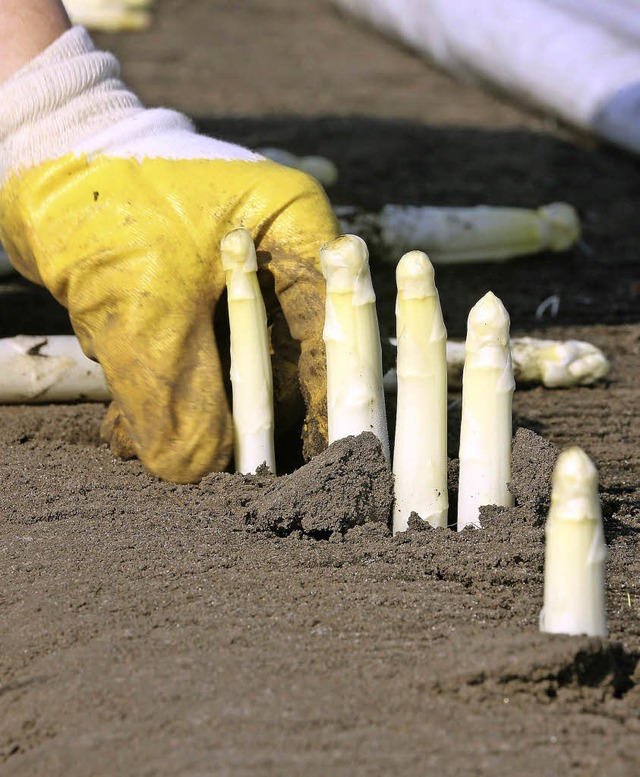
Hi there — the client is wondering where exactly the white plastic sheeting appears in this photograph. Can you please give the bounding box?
[331,0,640,155]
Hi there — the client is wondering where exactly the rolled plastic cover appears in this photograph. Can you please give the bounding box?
[330,0,640,156]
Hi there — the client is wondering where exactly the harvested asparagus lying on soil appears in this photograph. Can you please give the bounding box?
[62,0,153,30]
[0,331,610,405]
[337,202,580,263]
[221,228,276,475]
[256,148,339,187]
[320,234,390,463]
[0,335,110,403]
[0,200,580,275]
[540,447,607,637]
[392,251,448,532]
[383,335,610,390]
[457,292,515,530]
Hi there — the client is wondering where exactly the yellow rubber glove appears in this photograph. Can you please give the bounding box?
[0,28,339,482]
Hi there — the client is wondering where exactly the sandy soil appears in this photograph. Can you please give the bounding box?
[1,1,639,774]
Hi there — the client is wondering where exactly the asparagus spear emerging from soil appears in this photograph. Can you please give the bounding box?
[320,234,390,463]
[221,228,275,475]
[540,447,607,637]
[393,251,448,532]
[457,292,515,530]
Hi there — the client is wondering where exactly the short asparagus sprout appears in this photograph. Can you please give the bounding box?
[320,234,390,463]
[337,202,580,264]
[393,251,448,532]
[221,228,275,475]
[457,292,515,530]
[540,447,607,637]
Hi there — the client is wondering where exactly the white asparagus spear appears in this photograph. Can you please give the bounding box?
[393,251,448,532]
[62,0,152,30]
[383,335,610,390]
[0,330,608,406]
[0,335,110,403]
[256,148,339,187]
[221,228,276,475]
[337,202,580,264]
[540,447,607,637]
[457,292,515,530]
[1,200,578,276]
[320,234,390,463]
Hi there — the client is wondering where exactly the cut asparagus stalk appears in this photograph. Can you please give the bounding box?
[393,251,448,532]
[320,234,390,463]
[221,228,275,475]
[457,292,515,530]
[337,202,580,264]
[540,447,607,637]
[0,330,609,406]
[63,0,153,30]
[383,336,610,390]
[507,336,610,388]
[2,200,578,274]
[0,335,110,403]
[256,147,339,187]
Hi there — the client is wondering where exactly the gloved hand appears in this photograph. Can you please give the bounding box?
[0,27,339,482]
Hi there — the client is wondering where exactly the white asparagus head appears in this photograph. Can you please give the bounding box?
[457,291,514,530]
[537,202,581,252]
[465,291,511,365]
[395,249,436,299]
[221,227,258,278]
[540,446,607,637]
[320,233,373,298]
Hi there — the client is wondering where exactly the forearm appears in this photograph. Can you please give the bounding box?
[0,0,71,82]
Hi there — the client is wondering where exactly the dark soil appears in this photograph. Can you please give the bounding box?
[1,1,639,774]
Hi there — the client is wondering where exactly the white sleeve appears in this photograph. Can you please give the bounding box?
[0,26,259,181]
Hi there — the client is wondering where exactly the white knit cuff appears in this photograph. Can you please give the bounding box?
[0,26,261,179]
[0,27,147,179]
